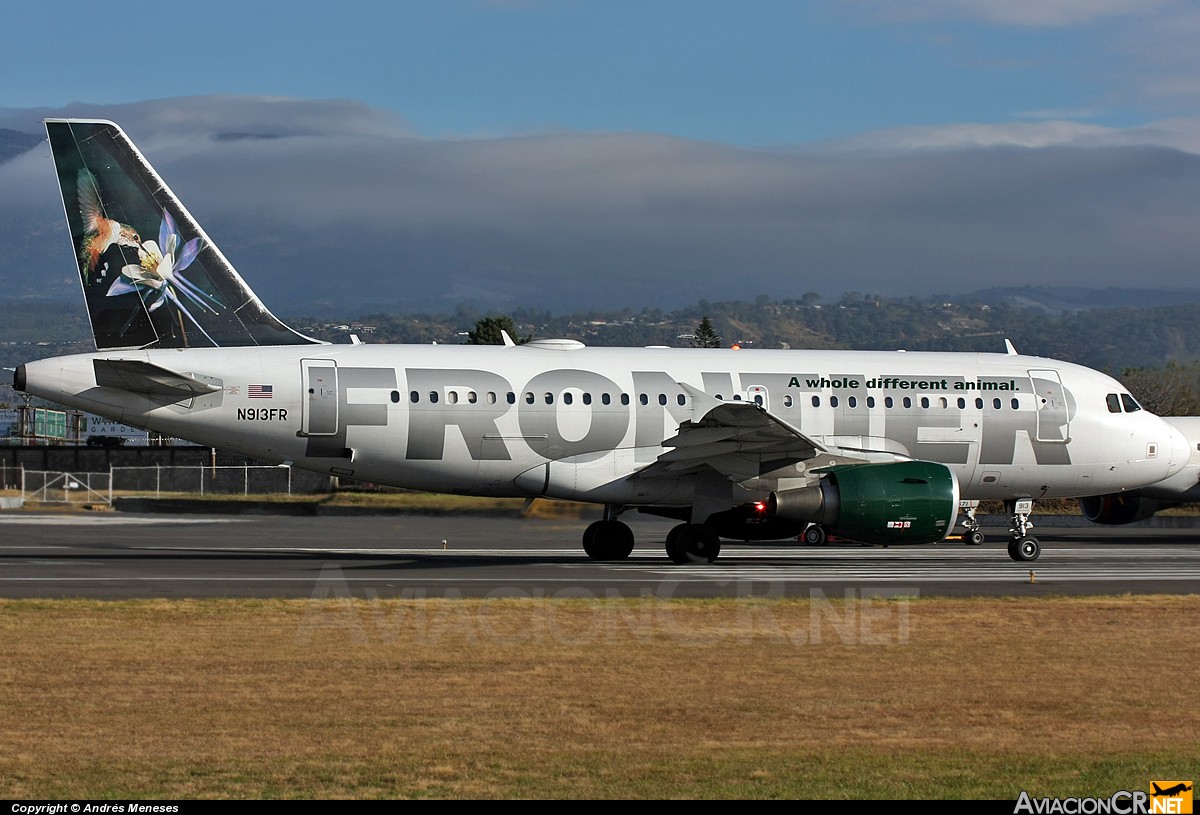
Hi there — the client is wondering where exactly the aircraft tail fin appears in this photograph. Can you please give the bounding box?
[45,119,321,351]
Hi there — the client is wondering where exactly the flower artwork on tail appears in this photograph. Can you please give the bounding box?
[105,209,226,346]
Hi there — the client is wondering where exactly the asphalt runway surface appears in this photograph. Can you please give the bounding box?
[1,511,1199,599]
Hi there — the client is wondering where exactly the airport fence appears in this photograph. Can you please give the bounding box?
[110,465,300,497]
[16,464,319,502]
[21,470,112,505]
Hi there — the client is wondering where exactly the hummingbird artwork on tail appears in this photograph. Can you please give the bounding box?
[76,168,141,283]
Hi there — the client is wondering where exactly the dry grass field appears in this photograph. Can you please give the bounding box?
[0,594,1196,799]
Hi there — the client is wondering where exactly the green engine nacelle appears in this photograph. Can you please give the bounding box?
[768,460,960,545]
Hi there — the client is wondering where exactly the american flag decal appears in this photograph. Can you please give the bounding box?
[248,384,273,399]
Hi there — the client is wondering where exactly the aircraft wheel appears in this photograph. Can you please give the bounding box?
[1008,536,1040,562]
[582,520,635,561]
[801,525,827,546]
[967,530,985,546]
[664,523,686,561]
[668,524,721,564]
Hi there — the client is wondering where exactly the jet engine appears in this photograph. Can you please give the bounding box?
[1078,491,1168,525]
[768,460,958,545]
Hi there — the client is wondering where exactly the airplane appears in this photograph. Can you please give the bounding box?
[1079,416,1200,524]
[1152,783,1193,797]
[12,119,1193,564]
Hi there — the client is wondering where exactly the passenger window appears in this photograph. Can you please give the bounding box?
[993,398,1002,410]
[391,391,400,404]
[956,397,965,409]
[830,395,839,408]
[621,394,630,406]
[1011,398,1019,410]
[866,396,875,408]
[753,394,763,406]
[583,393,592,405]
[544,393,554,405]
[429,391,439,404]
[811,395,820,407]
[447,391,458,405]
[640,394,649,406]
[885,397,894,409]
[975,398,984,409]
[903,397,912,409]
[1121,394,1142,413]
[507,392,516,404]
[486,392,497,404]
[468,391,478,404]
[848,396,857,408]
[563,393,573,405]
[658,394,667,406]
[525,392,534,404]
[677,394,686,406]
[410,391,419,403]
[784,395,793,407]
[940,397,948,409]
[920,397,929,409]
[602,393,611,405]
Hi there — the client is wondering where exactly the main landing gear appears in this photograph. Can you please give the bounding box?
[581,505,635,561]
[580,506,723,563]
[959,501,986,546]
[1005,498,1041,562]
[664,523,721,564]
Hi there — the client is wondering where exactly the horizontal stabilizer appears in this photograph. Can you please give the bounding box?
[93,359,221,399]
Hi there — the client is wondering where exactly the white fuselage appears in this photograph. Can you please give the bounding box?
[20,343,1189,507]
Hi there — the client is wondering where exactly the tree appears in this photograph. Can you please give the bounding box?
[1120,360,1200,416]
[693,316,722,348]
[467,316,528,345]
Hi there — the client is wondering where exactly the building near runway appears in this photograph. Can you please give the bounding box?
[0,407,186,447]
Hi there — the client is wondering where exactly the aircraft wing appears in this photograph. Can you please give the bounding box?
[635,383,885,483]
[93,359,221,400]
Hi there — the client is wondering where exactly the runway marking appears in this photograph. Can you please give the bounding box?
[0,515,244,525]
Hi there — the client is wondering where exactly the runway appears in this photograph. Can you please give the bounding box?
[1,511,1199,599]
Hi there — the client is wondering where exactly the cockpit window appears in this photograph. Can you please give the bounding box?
[1120,393,1142,413]
[1106,393,1121,413]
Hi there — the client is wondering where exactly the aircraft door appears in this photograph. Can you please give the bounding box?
[301,359,338,436]
[1029,368,1069,443]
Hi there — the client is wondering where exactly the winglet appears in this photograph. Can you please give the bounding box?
[501,330,517,347]
[678,382,728,419]
[1004,339,1018,355]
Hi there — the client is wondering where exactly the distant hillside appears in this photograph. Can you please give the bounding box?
[5,292,1200,374]
[966,285,1200,313]
[0,128,42,163]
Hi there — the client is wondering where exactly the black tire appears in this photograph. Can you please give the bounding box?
[664,523,686,562]
[670,524,721,564]
[802,525,827,546]
[1008,536,1040,562]
[582,520,635,561]
[967,530,985,546]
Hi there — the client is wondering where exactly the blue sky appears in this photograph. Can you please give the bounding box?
[4,0,1188,144]
[2,1,1200,314]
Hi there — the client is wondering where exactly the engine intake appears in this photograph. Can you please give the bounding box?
[768,460,959,545]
